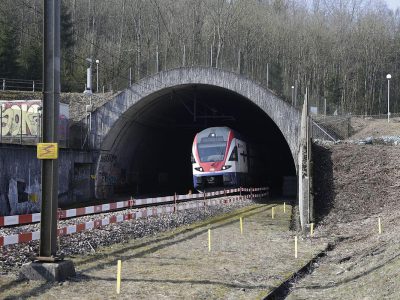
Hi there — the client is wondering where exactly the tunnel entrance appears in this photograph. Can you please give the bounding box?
[104,84,296,198]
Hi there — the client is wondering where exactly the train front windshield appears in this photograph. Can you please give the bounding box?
[198,142,226,162]
[196,127,229,162]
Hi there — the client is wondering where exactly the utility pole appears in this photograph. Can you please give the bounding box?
[20,0,76,281]
[291,85,294,106]
[40,0,60,259]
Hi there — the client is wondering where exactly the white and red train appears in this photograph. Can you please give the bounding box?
[192,127,257,190]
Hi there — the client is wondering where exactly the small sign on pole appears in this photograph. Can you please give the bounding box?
[37,143,58,159]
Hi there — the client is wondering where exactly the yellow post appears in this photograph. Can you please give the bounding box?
[116,260,122,294]
[283,202,286,213]
[240,217,243,234]
[310,223,314,237]
[208,228,211,252]
[378,217,382,234]
[272,207,275,219]
[295,236,298,258]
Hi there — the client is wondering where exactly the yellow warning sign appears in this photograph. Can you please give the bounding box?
[37,143,58,159]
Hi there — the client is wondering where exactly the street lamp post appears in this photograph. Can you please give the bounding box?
[387,74,391,123]
[96,59,99,93]
[291,85,294,106]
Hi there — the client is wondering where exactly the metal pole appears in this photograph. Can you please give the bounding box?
[2,79,5,91]
[129,68,132,87]
[40,0,60,258]
[266,63,269,89]
[291,86,294,106]
[33,80,35,92]
[96,64,98,93]
[388,79,390,123]
[324,98,327,116]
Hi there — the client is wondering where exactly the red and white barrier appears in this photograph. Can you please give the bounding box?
[0,191,268,247]
[0,213,41,227]
[0,187,269,227]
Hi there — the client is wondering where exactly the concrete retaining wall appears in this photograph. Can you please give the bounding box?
[0,144,95,216]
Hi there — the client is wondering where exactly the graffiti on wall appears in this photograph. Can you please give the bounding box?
[0,100,69,141]
[0,101,41,136]
[7,168,42,215]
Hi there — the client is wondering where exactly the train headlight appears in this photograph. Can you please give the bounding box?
[221,165,231,170]
[195,167,204,172]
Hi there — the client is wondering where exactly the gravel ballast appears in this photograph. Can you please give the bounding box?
[1,198,255,274]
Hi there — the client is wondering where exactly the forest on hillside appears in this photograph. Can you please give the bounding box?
[0,0,399,115]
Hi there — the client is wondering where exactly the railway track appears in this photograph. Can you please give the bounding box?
[0,187,268,247]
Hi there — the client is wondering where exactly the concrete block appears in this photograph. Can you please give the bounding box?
[20,260,76,281]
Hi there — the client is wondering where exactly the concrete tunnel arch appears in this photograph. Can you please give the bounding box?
[89,67,301,198]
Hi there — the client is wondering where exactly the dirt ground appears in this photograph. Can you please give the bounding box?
[350,117,400,139]
[288,143,400,299]
[1,203,328,300]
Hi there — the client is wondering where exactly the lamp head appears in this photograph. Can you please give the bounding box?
[96,59,100,64]
[387,74,392,79]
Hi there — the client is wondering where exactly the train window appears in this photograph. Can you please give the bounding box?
[228,146,238,161]
[197,142,227,162]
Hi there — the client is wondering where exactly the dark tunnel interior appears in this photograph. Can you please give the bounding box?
[113,84,296,197]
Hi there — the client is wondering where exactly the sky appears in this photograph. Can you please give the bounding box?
[386,0,400,11]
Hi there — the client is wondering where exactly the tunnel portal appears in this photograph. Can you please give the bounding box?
[92,68,300,199]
